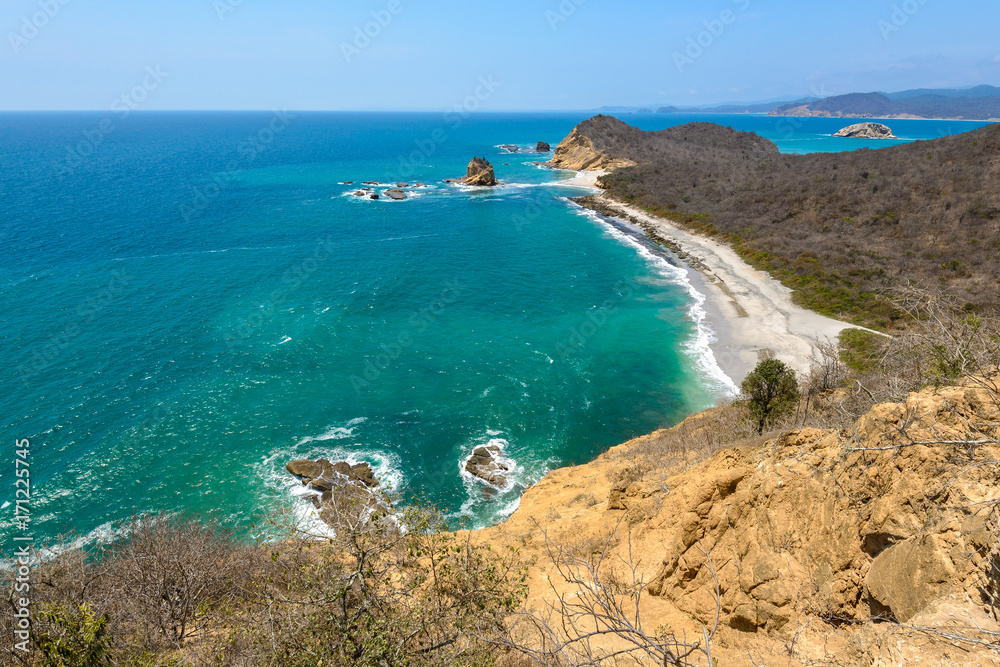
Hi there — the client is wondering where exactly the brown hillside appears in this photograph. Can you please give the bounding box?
[565,117,1000,328]
[478,376,1000,665]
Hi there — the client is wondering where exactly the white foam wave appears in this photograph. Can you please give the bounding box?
[294,417,367,446]
[570,203,738,397]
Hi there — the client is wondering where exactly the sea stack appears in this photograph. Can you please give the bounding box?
[461,157,498,186]
[833,122,897,139]
[536,141,551,151]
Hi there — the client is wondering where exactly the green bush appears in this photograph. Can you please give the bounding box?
[741,358,800,435]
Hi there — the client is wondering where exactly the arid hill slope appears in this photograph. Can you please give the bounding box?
[559,115,1000,328]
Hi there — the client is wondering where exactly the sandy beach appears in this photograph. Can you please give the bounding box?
[554,169,606,188]
[564,173,863,385]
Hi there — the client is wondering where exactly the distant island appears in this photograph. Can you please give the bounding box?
[602,84,1000,121]
[832,122,897,139]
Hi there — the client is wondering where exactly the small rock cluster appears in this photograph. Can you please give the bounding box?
[349,182,425,200]
[286,458,382,526]
[465,444,511,488]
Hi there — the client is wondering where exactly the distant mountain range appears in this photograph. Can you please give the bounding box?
[600,85,1000,121]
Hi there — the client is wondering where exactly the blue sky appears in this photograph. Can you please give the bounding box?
[3,0,999,111]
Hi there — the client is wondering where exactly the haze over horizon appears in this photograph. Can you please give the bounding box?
[3,0,1000,112]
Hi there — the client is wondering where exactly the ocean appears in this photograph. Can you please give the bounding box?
[0,111,990,547]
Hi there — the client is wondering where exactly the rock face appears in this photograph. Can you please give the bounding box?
[833,122,897,139]
[547,124,638,171]
[536,141,550,152]
[464,444,511,488]
[286,458,379,491]
[476,378,1000,663]
[458,157,498,186]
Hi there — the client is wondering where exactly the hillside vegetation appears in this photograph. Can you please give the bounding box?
[566,115,1000,328]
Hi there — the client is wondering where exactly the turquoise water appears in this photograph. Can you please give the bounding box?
[0,112,987,546]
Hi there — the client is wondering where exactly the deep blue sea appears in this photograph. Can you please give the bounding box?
[0,111,990,547]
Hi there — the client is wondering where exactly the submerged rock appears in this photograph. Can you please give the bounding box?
[500,144,519,153]
[833,122,897,139]
[465,444,511,488]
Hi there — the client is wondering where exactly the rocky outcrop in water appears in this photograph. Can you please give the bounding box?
[287,458,379,492]
[452,157,498,186]
[286,458,384,527]
[833,122,897,139]
[465,444,511,488]
[536,141,550,152]
[384,189,407,200]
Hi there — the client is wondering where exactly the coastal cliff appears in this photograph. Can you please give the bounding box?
[548,121,637,171]
[474,376,1000,664]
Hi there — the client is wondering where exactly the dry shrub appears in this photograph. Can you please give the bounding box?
[821,288,1000,423]
[611,399,762,476]
[1,512,260,666]
[214,503,528,667]
[569,492,599,508]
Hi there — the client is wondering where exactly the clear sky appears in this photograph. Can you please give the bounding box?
[3,0,999,111]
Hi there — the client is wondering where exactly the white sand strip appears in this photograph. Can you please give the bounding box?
[552,169,606,188]
[587,193,866,384]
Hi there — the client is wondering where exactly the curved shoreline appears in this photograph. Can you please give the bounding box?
[559,171,861,384]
